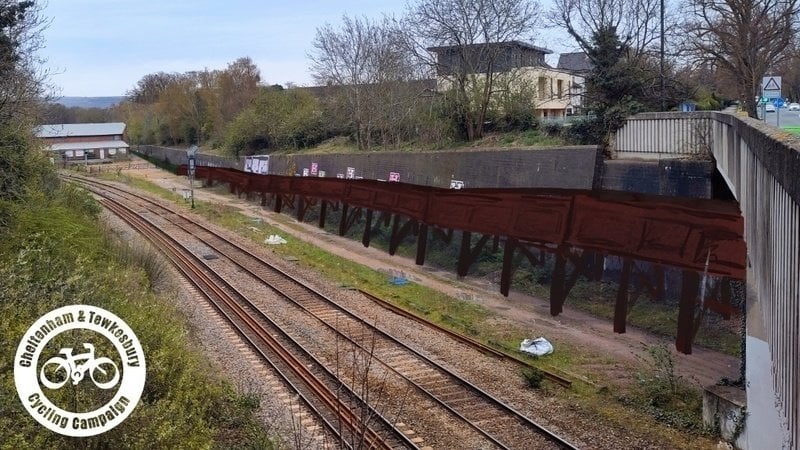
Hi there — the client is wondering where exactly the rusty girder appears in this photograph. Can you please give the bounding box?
[178,165,746,354]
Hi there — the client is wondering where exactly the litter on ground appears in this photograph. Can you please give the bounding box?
[520,337,554,356]
[389,270,409,285]
[265,234,287,245]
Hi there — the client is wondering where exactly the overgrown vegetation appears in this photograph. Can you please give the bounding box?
[618,345,708,432]
[521,367,545,389]
[0,183,276,448]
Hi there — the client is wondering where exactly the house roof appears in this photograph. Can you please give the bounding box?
[557,52,592,73]
[35,122,126,139]
[427,40,552,55]
[48,141,130,151]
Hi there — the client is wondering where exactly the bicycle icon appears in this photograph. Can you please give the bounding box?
[39,343,120,390]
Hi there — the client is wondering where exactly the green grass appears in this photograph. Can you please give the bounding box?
[0,183,277,449]
[270,129,568,155]
[491,129,565,147]
[559,280,742,356]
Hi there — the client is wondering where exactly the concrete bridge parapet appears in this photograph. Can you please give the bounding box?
[615,111,800,449]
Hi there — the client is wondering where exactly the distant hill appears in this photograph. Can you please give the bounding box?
[53,96,126,109]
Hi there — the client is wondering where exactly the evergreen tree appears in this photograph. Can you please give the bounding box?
[584,26,646,146]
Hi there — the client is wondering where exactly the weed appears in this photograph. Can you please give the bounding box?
[629,344,708,433]
[111,239,169,290]
[522,367,545,389]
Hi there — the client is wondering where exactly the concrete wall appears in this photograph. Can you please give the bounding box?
[140,145,602,190]
[600,159,713,198]
[139,144,719,198]
[269,147,601,189]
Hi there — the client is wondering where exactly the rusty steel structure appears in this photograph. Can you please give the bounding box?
[178,165,746,354]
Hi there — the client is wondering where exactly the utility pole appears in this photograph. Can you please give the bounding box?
[660,0,665,111]
[187,145,198,209]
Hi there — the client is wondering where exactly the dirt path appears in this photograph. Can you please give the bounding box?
[117,161,741,389]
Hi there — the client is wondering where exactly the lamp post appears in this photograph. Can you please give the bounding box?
[187,145,198,209]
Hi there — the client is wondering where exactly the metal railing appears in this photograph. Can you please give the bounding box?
[135,145,243,169]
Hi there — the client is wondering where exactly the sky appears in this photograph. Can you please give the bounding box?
[40,0,576,97]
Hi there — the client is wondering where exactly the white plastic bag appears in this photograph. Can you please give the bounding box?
[264,234,287,245]
[520,337,553,356]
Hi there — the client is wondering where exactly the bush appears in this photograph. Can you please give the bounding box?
[627,344,707,432]
[522,367,545,389]
[563,117,603,145]
[543,122,564,137]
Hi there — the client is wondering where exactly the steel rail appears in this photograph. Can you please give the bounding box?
[181,220,577,450]
[72,175,579,450]
[97,195,413,450]
[356,289,573,388]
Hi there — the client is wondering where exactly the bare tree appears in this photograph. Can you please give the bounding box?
[309,15,420,150]
[127,72,182,104]
[548,0,669,58]
[1,0,48,126]
[403,0,541,141]
[682,0,800,118]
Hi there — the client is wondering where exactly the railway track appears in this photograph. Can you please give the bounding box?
[355,290,573,388]
[69,174,580,449]
[92,182,415,449]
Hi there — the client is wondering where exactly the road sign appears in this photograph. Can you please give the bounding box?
[774,97,785,108]
[762,76,782,98]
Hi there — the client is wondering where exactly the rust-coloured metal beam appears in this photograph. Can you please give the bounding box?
[676,270,700,354]
[517,244,544,268]
[179,166,746,279]
[362,209,373,247]
[614,259,633,333]
[416,224,428,266]
[589,252,605,281]
[339,205,362,237]
[564,250,591,295]
[457,232,491,277]
[339,203,349,236]
[501,237,518,296]
[389,216,417,256]
[550,250,567,316]
[173,165,748,348]
[432,227,454,245]
[458,231,472,277]
[499,240,549,297]
[318,200,327,229]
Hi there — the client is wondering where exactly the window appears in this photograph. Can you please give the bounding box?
[538,77,547,100]
[557,79,564,99]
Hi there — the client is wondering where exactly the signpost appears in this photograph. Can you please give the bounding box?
[762,76,782,122]
[774,97,784,127]
[762,76,782,98]
[187,145,198,209]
